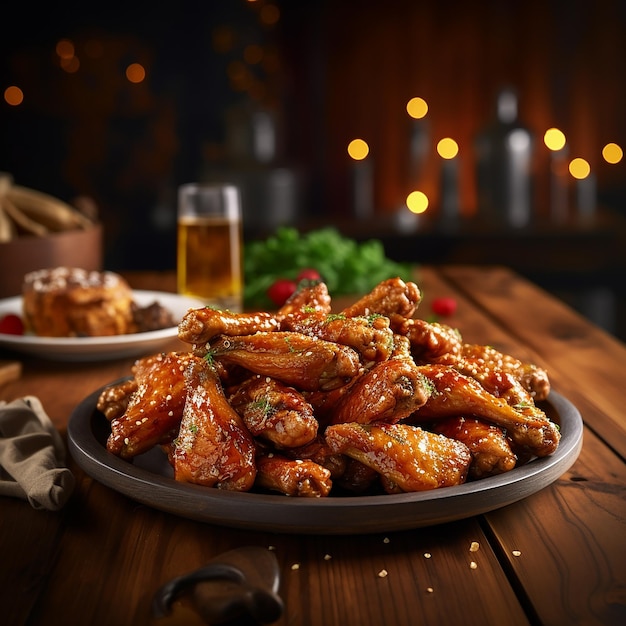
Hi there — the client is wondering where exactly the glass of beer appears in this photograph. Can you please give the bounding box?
[177,183,243,311]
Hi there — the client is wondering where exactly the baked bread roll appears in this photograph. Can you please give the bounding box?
[22,267,137,337]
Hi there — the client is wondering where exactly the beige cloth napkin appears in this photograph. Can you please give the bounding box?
[0,396,75,511]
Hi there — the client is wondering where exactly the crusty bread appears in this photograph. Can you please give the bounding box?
[22,267,137,337]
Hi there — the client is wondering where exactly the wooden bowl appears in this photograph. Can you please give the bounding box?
[0,223,102,298]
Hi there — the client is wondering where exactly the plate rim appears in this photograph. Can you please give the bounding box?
[67,382,584,535]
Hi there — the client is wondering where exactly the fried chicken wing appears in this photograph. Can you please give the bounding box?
[276,280,332,319]
[280,312,394,364]
[107,352,198,458]
[398,318,463,361]
[324,422,471,492]
[431,416,517,479]
[171,359,257,491]
[341,277,421,319]
[255,452,332,497]
[228,374,318,449]
[327,357,431,425]
[280,436,347,479]
[411,364,560,457]
[436,343,550,401]
[97,378,137,421]
[210,331,362,391]
[178,308,279,345]
[333,458,381,494]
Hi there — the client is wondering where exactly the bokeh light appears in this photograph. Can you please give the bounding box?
[406,97,428,119]
[4,86,24,106]
[126,63,146,84]
[56,39,75,60]
[260,4,280,25]
[569,158,591,179]
[406,191,429,214]
[348,139,370,160]
[60,56,80,73]
[602,143,623,164]
[436,138,459,159]
[544,128,566,151]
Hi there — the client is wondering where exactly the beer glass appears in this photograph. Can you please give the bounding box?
[177,183,243,311]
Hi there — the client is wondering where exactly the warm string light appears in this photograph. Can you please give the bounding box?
[3,86,23,106]
[406,191,428,214]
[405,96,431,215]
[406,97,428,120]
[347,138,370,161]
[437,137,459,160]
[348,138,373,220]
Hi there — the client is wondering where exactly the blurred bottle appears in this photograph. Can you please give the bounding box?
[475,88,534,228]
[202,102,304,238]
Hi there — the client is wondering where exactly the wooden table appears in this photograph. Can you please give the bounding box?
[1,266,625,626]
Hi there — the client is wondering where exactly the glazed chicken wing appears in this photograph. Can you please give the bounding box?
[398,318,463,361]
[106,352,199,458]
[333,458,381,494]
[276,280,332,319]
[327,357,431,425]
[171,359,257,491]
[411,364,560,457]
[97,378,137,421]
[210,331,362,391]
[178,307,279,345]
[325,422,471,492]
[255,452,332,497]
[280,312,395,364]
[280,436,347,479]
[341,277,421,320]
[435,343,550,401]
[228,374,318,449]
[431,416,517,479]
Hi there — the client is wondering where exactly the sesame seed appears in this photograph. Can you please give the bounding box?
[291,563,300,570]
[512,550,522,557]
[378,569,388,578]
[426,587,434,593]
[423,552,432,559]
[469,561,478,569]
[469,541,480,552]
[383,537,390,544]
[324,554,332,561]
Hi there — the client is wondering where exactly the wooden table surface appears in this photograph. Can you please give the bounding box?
[1,266,625,626]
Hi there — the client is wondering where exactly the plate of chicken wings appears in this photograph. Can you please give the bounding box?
[0,291,205,361]
[68,278,583,534]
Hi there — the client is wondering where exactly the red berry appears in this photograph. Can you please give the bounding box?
[431,296,457,317]
[297,268,321,282]
[0,313,25,335]
[267,278,297,307]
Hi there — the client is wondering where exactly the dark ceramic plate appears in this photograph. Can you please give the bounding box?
[67,385,583,535]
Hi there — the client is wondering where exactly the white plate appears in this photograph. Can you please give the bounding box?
[68,386,583,535]
[0,291,205,361]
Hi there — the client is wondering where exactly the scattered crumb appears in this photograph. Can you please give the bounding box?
[469,541,480,552]
[512,550,522,557]
[423,552,432,559]
[426,587,434,593]
[291,563,300,570]
[324,554,332,561]
[383,537,390,544]
[469,561,478,570]
[378,569,388,578]
[268,545,276,551]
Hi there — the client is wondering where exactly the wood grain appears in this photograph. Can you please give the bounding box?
[1,267,624,626]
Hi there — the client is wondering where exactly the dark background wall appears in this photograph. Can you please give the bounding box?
[1,0,625,338]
